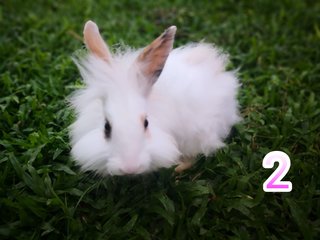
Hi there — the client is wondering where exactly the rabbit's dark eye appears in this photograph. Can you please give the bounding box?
[104,120,112,138]
[144,118,149,129]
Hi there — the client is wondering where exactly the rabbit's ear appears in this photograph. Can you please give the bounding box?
[83,20,111,62]
[137,26,176,85]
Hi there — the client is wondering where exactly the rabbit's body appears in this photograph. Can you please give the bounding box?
[70,21,240,175]
[149,43,239,158]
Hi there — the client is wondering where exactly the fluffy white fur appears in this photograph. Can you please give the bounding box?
[70,41,240,175]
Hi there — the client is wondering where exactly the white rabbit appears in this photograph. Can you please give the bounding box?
[69,20,240,175]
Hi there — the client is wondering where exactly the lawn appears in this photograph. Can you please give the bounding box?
[0,0,319,239]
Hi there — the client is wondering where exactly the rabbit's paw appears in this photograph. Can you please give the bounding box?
[174,157,195,173]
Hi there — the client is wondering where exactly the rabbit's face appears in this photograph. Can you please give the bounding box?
[71,85,180,175]
[101,93,152,175]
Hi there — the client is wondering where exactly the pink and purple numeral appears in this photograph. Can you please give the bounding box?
[263,151,292,192]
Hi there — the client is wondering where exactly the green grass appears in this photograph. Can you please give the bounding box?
[1,0,319,239]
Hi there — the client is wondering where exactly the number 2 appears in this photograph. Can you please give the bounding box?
[263,151,292,192]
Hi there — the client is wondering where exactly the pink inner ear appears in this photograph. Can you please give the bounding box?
[137,26,177,84]
[83,20,111,61]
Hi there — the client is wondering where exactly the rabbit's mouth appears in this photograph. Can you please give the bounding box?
[105,156,151,176]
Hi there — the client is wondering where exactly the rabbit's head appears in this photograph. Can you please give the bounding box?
[70,21,180,175]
